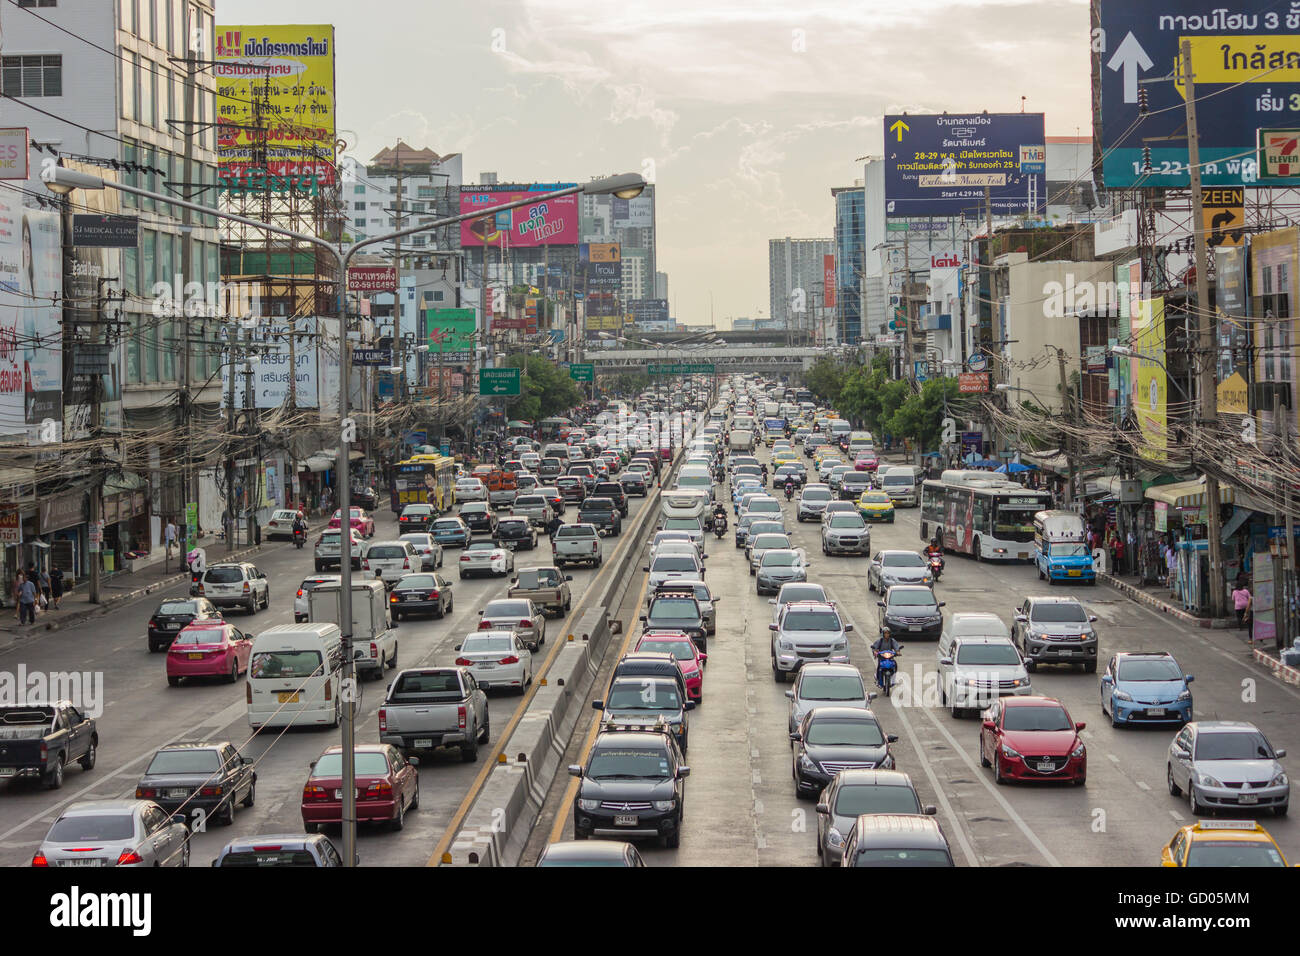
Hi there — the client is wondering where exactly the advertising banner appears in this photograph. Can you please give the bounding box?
[884,112,1046,218]
[0,128,29,180]
[628,299,668,326]
[958,372,989,393]
[823,254,836,307]
[585,293,620,317]
[214,25,337,188]
[459,185,579,247]
[1215,244,1250,395]
[347,265,397,292]
[221,318,320,409]
[71,215,138,247]
[423,307,476,358]
[1132,296,1168,462]
[1250,228,1299,436]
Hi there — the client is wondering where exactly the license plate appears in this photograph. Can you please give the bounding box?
[1057,649,1074,657]
[909,625,921,632]
[1068,570,1082,577]
[414,738,433,748]
[61,858,105,867]
[477,662,496,669]
[614,815,639,826]
[277,691,300,704]
[1037,760,1056,772]
[1018,552,1029,559]
[333,789,343,800]
[1146,707,1166,717]
[166,623,180,630]
[166,788,189,798]
[1239,793,1259,804]
[0,768,16,776]
[187,653,203,660]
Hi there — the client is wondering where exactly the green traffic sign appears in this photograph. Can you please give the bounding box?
[479,367,521,396]
[570,363,594,382]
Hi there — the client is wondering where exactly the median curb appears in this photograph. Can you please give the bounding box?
[1098,572,1233,629]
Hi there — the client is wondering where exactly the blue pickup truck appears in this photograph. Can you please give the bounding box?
[1032,510,1096,584]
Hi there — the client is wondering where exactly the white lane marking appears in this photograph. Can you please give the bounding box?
[1107,753,1119,763]
[1169,809,1185,822]
[1137,781,1152,791]
[915,704,1064,867]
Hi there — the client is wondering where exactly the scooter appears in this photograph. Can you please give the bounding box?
[927,553,944,581]
[875,647,902,697]
[712,513,728,538]
[293,528,306,549]
[784,483,795,502]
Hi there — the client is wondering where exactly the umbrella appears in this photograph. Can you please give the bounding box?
[994,462,1037,474]
[507,420,532,428]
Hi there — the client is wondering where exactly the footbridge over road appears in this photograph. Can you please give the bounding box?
[585,345,826,373]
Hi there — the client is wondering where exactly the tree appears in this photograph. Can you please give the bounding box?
[502,354,583,421]
[805,358,847,407]
[885,377,960,451]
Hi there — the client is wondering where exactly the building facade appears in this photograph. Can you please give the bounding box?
[768,236,832,333]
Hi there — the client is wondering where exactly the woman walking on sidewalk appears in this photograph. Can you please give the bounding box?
[49,566,63,610]
[1232,584,1252,630]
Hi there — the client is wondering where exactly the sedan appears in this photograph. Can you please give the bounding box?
[459,502,498,536]
[455,478,487,502]
[32,800,190,867]
[398,503,436,533]
[815,770,935,867]
[1100,652,1193,727]
[979,696,1087,786]
[536,841,646,867]
[431,517,472,549]
[262,508,306,540]
[135,741,256,827]
[454,630,534,692]
[302,745,420,832]
[328,507,375,538]
[458,541,515,579]
[636,630,707,703]
[294,574,339,623]
[399,532,444,571]
[389,573,454,620]
[786,663,873,737]
[619,471,649,497]
[166,622,252,686]
[756,549,811,595]
[1167,721,1289,816]
[791,707,898,798]
[867,550,933,591]
[478,597,546,649]
[496,516,539,550]
[147,597,222,652]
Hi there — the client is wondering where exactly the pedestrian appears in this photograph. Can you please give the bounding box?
[49,565,63,610]
[18,573,36,625]
[164,516,178,557]
[1165,542,1178,592]
[38,565,50,609]
[11,571,24,620]
[1231,583,1252,630]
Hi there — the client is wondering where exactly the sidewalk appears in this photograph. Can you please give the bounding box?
[1097,571,1235,630]
[0,541,265,647]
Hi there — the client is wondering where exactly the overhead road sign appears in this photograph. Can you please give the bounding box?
[1096,0,1300,188]
[884,112,1046,218]
[479,367,521,396]
[569,363,594,382]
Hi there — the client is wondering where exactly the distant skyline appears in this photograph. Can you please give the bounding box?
[223,0,1092,329]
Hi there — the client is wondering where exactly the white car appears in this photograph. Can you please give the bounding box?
[455,477,487,503]
[263,508,306,540]
[199,563,270,613]
[294,574,340,623]
[650,529,704,561]
[399,532,444,571]
[660,488,710,520]
[458,540,515,579]
[644,552,705,590]
[769,581,830,621]
[936,635,1032,717]
[453,630,533,693]
[362,540,421,587]
[650,539,704,565]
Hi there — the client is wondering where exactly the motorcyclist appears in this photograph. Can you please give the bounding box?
[711,503,728,530]
[292,514,307,536]
[783,476,795,500]
[871,628,902,687]
[925,537,944,560]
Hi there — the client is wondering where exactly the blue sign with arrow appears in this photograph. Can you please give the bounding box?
[1097,0,1300,188]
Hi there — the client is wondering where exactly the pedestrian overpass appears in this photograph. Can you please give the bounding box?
[585,345,826,373]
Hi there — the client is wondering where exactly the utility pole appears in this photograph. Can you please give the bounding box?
[178,36,198,553]
[243,355,256,548]
[1057,348,1078,507]
[391,149,407,404]
[902,229,913,382]
[1182,38,1226,618]
[225,330,237,554]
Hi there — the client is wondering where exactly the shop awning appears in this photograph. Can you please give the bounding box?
[1144,477,1235,509]
[300,457,334,473]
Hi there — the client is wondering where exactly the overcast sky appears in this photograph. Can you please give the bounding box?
[221,0,1091,327]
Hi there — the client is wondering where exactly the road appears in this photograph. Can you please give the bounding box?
[527,445,1300,867]
[0,494,656,867]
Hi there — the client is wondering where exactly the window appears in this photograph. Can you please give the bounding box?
[2,55,62,97]
[139,0,153,43]
[120,0,135,30]
[127,314,143,383]
[353,201,366,210]
[353,184,365,194]
[18,1,59,8]
[354,218,365,229]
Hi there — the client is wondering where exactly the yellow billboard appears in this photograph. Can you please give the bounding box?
[1132,296,1167,462]
[214,25,337,190]
[585,316,623,331]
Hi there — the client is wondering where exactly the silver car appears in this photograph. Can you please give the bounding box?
[671,579,719,634]
[797,484,834,522]
[651,530,705,562]
[511,494,553,528]
[748,532,793,573]
[785,662,873,736]
[644,552,705,590]
[769,582,830,622]
[479,598,547,650]
[363,540,421,587]
[867,550,933,591]
[1167,721,1290,816]
[770,601,852,681]
[821,513,871,556]
[399,532,444,571]
[35,799,190,867]
[294,574,339,623]
[756,549,811,595]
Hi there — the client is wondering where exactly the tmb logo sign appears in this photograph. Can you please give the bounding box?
[931,252,962,269]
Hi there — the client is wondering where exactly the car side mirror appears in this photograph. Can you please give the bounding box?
[922,805,937,816]
[784,690,794,699]
[1075,722,1086,732]
[684,701,696,711]
[453,644,461,652]
[940,657,953,666]
[768,623,778,631]
[982,720,995,730]
[1088,615,1098,623]
[677,766,691,778]
[1015,613,1028,622]
[406,756,420,767]
[171,813,187,827]
[938,602,946,608]
[642,566,650,572]
[1277,748,1288,759]
[528,642,539,653]
[567,764,582,777]
[242,756,253,765]
[591,700,604,711]
[789,731,802,741]
[815,802,829,814]
[844,623,854,632]
[699,653,708,663]
[309,760,317,769]
[877,601,885,608]
[566,575,574,581]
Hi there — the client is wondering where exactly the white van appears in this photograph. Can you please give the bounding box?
[879,466,923,507]
[660,487,711,521]
[247,623,344,730]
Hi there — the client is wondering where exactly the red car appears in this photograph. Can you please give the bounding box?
[166,621,253,686]
[635,629,707,703]
[301,744,420,832]
[328,507,375,538]
[979,696,1087,785]
[854,454,879,472]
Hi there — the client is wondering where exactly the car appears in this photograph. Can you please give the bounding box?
[578,497,623,536]
[595,676,694,751]
[454,630,534,692]
[314,528,364,572]
[458,540,515,578]
[593,481,629,517]
[455,477,487,502]
[569,728,689,848]
[748,532,793,573]
[774,464,806,489]
[538,458,565,481]
[839,813,954,867]
[769,582,830,621]
[756,549,811,595]
[198,562,270,613]
[661,579,718,634]
[839,470,873,501]
[262,508,306,540]
[496,515,539,550]
[301,744,419,832]
[740,496,783,522]
[827,465,856,494]
[362,540,421,587]
[770,601,852,681]
[398,503,436,533]
[877,585,945,641]
[389,572,454,620]
[32,800,190,867]
[786,663,873,736]
[1166,720,1290,816]
[733,512,765,548]
[867,550,933,591]
[649,540,702,569]
[213,832,346,867]
[608,651,691,704]
[854,453,880,472]
[478,597,547,650]
[399,532,444,571]
[642,588,709,652]
[165,621,254,686]
[619,471,649,497]
[791,707,898,799]
[1100,651,1194,727]
[510,494,554,529]
[556,475,587,503]
[328,507,375,538]
[979,696,1087,785]
[821,501,858,521]
[1160,820,1290,867]
[856,490,896,522]
[147,597,222,652]
[635,630,707,703]
[536,485,567,516]
[135,741,256,826]
[747,518,789,540]
[536,840,646,867]
[430,516,473,548]
[816,458,844,482]
[1011,596,1099,673]
[937,634,1032,717]
[644,552,705,590]
[459,501,498,536]
[294,574,339,623]
[815,770,936,866]
[351,486,380,511]
[821,512,871,555]
[650,529,705,563]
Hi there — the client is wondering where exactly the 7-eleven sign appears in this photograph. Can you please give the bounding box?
[1260,129,1300,180]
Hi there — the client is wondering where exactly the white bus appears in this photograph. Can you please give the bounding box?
[919,470,1052,562]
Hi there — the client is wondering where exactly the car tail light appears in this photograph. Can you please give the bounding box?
[378,708,387,732]
[135,787,156,798]
[457,704,467,729]
[148,618,157,630]
[455,657,473,666]
[460,555,470,562]
[197,584,205,595]
[403,558,410,569]
[199,786,223,797]
[40,740,47,762]
[324,680,332,701]
[429,590,439,600]
[499,655,520,665]
[362,560,370,570]
[370,642,378,659]
[519,619,532,628]
[246,682,252,703]
[116,849,144,866]
[31,853,48,867]
[478,620,491,630]
[363,781,393,799]
[303,785,329,802]
[251,845,282,852]
[592,542,598,552]
[242,581,250,593]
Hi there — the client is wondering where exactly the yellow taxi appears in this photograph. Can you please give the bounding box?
[1160,820,1289,867]
[772,450,798,469]
[857,490,896,523]
[813,448,841,470]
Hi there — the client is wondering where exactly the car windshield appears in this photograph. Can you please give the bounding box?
[778,586,825,605]
[762,551,798,568]
[863,493,891,504]
[462,635,515,653]
[748,500,780,513]
[752,535,789,549]
[1002,706,1073,732]
[367,546,405,558]
[663,519,702,532]
[806,718,884,746]
[829,516,865,529]
[799,675,864,701]
[48,814,136,842]
[1194,731,1275,760]
[1118,659,1183,681]
[404,506,432,515]
[852,848,951,867]
[888,591,937,608]
[641,639,696,661]
[432,520,462,531]
[485,601,530,617]
[146,748,222,774]
[158,600,199,615]
[461,504,487,514]
[1030,603,1088,623]
[204,567,243,584]
[834,785,921,816]
[313,752,390,777]
[582,500,614,511]
[802,489,831,502]
[649,598,699,620]
[249,650,322,679]
[587,749,671,780]
[397,575,437,589]
[515,569,559,588]
[1185,843,1287,867]
[607,683,682,710]
[173,626,227,645]
[500,519,530,529]
[956,644,1022,666]
[653,557,698,572]
[1052,542,1091,557]
[784,610,841,631]
[882,553,925,568]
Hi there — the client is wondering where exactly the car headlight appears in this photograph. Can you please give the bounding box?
[1269,772,1289,787]
[1011,678,1029,688]
[779,639,794,650]
[652,799,677,811]
[577,798,600,811]
[1111,690,1133,702]
[1071,742,1086,758]
[798,754,818,772]
[826,827,845,848]
[1001,744,1021,758]
[1197,773,1223,788]
[831,640,848,652]
[1175,689,1192,701]
[922,574,933,584]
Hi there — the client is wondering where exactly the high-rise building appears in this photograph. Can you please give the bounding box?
[832,185,866,344]
[769,237,832,332]
[655,271,668,301]
[343,144,463,260]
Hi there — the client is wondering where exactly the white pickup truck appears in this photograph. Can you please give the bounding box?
[308,579,398,680]
[379,667,489,762]
[553,523,603,569]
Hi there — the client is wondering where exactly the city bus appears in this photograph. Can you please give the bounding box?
[390,454,456,514]
[919,470,1052,562]
[538,417,573,440]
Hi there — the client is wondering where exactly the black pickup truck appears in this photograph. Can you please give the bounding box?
[0,702,98,789]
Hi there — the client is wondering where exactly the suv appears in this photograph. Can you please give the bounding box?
[556,475,586,503]
[867,550,933,591]
[199,563,270,613]
[568,727,689,848]
[937,635,1031,717]
[1011,596,1099,672]
[769,601,853,682]
[578,497,623,536]
[839,470,873,501]
[495,516,539,550]
[797,485,834,522]
[315,528,364,571]
[608,652,689,705]
[641,588,708,652]
[593,481,629,517]
[821,512,871,556]
[594,676,694,753]
[538,457,564,481]
[877,585,945,641]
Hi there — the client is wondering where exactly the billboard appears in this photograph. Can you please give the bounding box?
[214,26,337,188]
[824,254,836,307]
[883,112,1046,218]
[0,189,62,440]
[348,265,397,292]
[1249,228,1299,434]
[1095,0,1300,188]
[221,318,320,409]
[628,299,669,326]
[459,185,579,248]
[611,195,652,226]
[580,243,621,291]
[1132,296,1167,462]
[423,308,476,360]
[585,293,620,317]
[1215,245,1249,389]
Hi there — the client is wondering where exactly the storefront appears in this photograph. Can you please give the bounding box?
[102,476,150,572]
[37,490,89,588]
[1144,478,1237,614]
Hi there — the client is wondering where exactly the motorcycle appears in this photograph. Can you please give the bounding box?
[875,648,901,697]
[712,513,728,538]
[927,552,944,581]
[293,527,306,549]
[784,483,795,501]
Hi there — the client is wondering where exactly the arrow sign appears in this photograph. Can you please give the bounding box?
[1108,31,1153,104]
[479,367,521,396]
[890,119,909,142]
